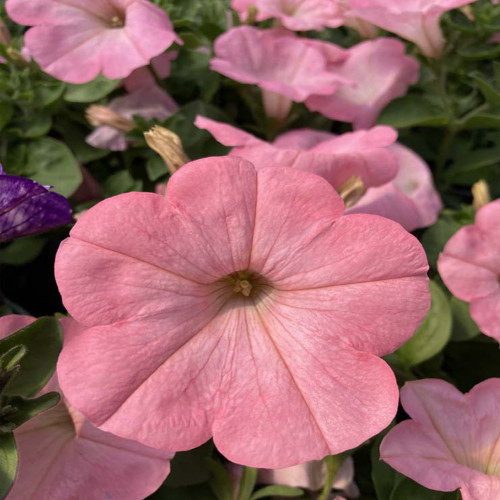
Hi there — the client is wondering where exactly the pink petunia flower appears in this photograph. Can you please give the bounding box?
[55,156,430,468]
[438,200,500,341]
[195,116,399,190]
[0,314,173,500]
[6,0,180,83]
[335,0,379,38]
[231,0,344,31]
[380,379,500,500]
[346,143,442,231]
[86,85,178,151]
[346,0,479,58]
[306,38,420,130]
[210,27,350,119]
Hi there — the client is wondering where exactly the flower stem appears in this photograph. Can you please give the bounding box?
[317,455,339,500]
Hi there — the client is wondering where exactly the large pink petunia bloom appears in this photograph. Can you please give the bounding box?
[86,86,178,151]
[346,0,479,58]
[231,0,343,31]
[306,38,420,130]
[55,157,430,468]
[211,27,350,119]
[438,200,500,341]
[124,51,178,92]
[195,116,398,190]
[0,315,173,500]
[381,379,500,500]
[6,0,180,83]
[347,144,442,231]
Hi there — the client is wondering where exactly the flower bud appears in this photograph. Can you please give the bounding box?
[85,105,134,132]
[472,179,491,211]
[144,126,189,175]
[338,176,366,209]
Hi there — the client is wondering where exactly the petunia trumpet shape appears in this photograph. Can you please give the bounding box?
[347,144,442,231]
[0,165,73,243]
[86,86,178,151]
[346,0,480,58]
[0,315,173,500]
[381,379,500,500]
[306,38,420,130]
[438,200,500,341]
[211,27,350,119]
[231,0,344,31]
[55,157,430,468]
[195,116,399,190]
[6,0,180,83]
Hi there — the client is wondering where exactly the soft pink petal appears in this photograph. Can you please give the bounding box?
[469,290,500,342]
[382,379,500,498]
[272,129,336,150]
[306,38,420,129]
[124,51,177,92]
[347,143,442,231]
[211,27,348,102]
[194,116,263,147]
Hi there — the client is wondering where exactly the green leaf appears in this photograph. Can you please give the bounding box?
[206,458,234,500]
[0,392,60,432]
[149,483,217,500]
[378,96,448,128]
[236,466,257,500]
[0,103,13,131]
[0,236,47,266]
[0,346,27,373]
[33,80,66,108]
[421,216,463,269]
[458,43,500,60]
[0,433,17,500]
[146,156,169,182]
[5,137,82,196]
[459,106,500,129]
[371,432,401,500]
[0,317,63,398]
[250,485,304,500]
[397,281,452,367]
[450,297,480,342]
[64,74,120,103]
[103,170,142,197]
[446,145,500,181]
[471,74,500,106]
[7,112,52,138]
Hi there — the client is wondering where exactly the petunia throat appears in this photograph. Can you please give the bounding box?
[224,270,271,300]
[110,15,124,28]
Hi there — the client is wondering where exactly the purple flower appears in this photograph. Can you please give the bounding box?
[0,165,73,243]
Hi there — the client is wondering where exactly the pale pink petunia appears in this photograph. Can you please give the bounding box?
[438,200,500,341]
[195,116,398,190]
[55,156,430,468]
[335,0,379,38]
[210,27,350,119]
[381,379,500,500]
[346,0,479,58]
[0,315,173,500]
[347,144,442,231]
[258,457,359,496]
[231,0,344,31]
[124,51,178,92]
[306,38,420,130]
[86,85,178,151]
[6,0,180,83]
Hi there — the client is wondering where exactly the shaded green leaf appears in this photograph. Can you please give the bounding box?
[0,433,17,500]
[0,317,63,397]
[450,297,480,342]
[206,458,234,500]
[378,96,448,128]
[397,281,452,367]
[0,103,13,131]
[64,74,120,103]
[236,466,257,500]
[5,137,82,196]
[250,485,304,499]
[165,441,214,487]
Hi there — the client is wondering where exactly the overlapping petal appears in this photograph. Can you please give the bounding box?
[306,38,420,130]
[381,379,500,500]
[438,200,500,341]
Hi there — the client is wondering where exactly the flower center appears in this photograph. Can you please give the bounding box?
[220,270,272,302]
[109,15,124,28]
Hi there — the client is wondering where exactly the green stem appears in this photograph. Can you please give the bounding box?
[435,125,456,185]
[236,466,258,500]
[317,456,338,500]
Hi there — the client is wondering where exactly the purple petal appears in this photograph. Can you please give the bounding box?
[0,173,73,243]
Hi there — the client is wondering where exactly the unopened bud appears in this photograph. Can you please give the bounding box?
[338,176,366,209]
[86,105,134,132]
[472,180,491,211]
[460,6,474,21]
[144,126,189,176]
